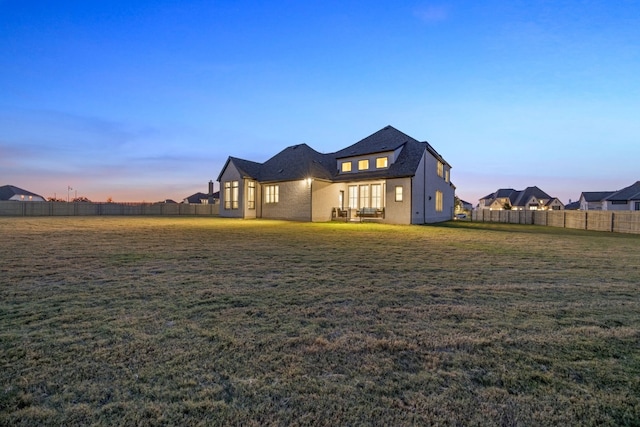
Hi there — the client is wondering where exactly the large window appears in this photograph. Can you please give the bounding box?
[265,185,279,204]
[224,180,239,209]
[435,190,443,212]
[376,157,388,168]
[359,185,369,208]
[341,162,352,172]
[358,159,369,170]
[371,184,382,208]
[247,181,255,209]
[395,186,403,202]
[348,185,358,208]
[437,161,444,178]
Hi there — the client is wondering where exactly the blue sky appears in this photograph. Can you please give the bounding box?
[2,1,639,204]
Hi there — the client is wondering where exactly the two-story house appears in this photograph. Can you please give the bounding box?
[217,126,455,224]
[479,186,564,211]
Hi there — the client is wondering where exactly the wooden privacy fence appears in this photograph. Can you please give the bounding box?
[0,201,219,217]
[472,209,640,235]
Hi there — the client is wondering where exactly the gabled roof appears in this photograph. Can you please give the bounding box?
[217,126,451,184]
[481,188,515,201]
[260,144,335,182]
[581,191,615,202]
[512,186,551,207]
[217,157,263,181]
[605,181,640,201]
[0,185,45,201]
[183,192,208,203]
[334,126,415,158]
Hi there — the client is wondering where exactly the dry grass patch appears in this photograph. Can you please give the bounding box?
[1,217,639,426]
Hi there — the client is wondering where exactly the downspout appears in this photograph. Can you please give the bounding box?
[423,151,427,224]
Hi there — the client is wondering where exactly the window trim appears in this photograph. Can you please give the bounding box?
[265,184,279,204]
[376,157,388,168]
[247,181,256,210]
[395,186,403,202]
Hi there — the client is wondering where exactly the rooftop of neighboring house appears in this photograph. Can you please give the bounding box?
[0,185,45,201]
[605,181,640,201]
[480,186,556,207]
[581,191,616,202]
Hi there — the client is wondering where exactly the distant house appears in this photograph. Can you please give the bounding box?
[578,191,615,211]
[217,126,455,224]
[183,181,219,204]
[479,186,564,211]
[603,181,640,211]
[564,200,581,210]
[0,185,46,202]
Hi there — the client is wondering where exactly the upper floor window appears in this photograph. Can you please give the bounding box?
[445,169,449,183]
[341,162,352,172]
[437,161,444,178]
[376,157,388,168]
[265,185,279,204]
[358,159,369,170]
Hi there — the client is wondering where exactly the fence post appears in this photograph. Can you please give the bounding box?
[611,212,615,232]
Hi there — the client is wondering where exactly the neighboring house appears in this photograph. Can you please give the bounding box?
[183,191,220,204]
[564,200,581,210]
[217,126,455,224]
[603,181,640,211]
[479,186,564,211]
[0,185,46,202]
[578,191,615,211]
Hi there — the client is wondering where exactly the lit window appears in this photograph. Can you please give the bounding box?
[435,191,443,212]
[247,181,256,209]
[348,185,358,208]
[359,185,369,208]
[445,169,449,183]
[437,161,444,178]
[376,157,388,168]
[341,162,352,172]
[395,186,403,202]
[265,185,279,204]
[371,184,382,208]
[224,181,239,209]
[358,159,369,170]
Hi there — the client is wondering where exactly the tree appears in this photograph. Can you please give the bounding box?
[47,197,66,202]
[72,196,92,203]
[503,201,512,210]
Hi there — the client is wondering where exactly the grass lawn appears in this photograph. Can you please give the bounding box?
[1,217,639,426]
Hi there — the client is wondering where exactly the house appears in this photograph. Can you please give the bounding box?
[564,200,581,210]
[0,185,46,202]
[182,180,219,204]
[602,181,640,211]
[479,186,564,211]
[578,191,615,211]
[217,126,455,224]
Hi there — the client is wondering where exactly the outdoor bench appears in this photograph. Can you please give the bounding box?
[356,207,384,220]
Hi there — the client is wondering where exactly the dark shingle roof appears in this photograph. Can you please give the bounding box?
[581,191,615,202]
[218,126,450,184]
[512,186,551,207]
[184,192,208,204]
[0,185,44,200]
[334,125,415,158]
[260,144,335,182]
[605,181,640,201]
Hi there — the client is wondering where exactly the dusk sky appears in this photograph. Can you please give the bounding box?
[2,1,639,204]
